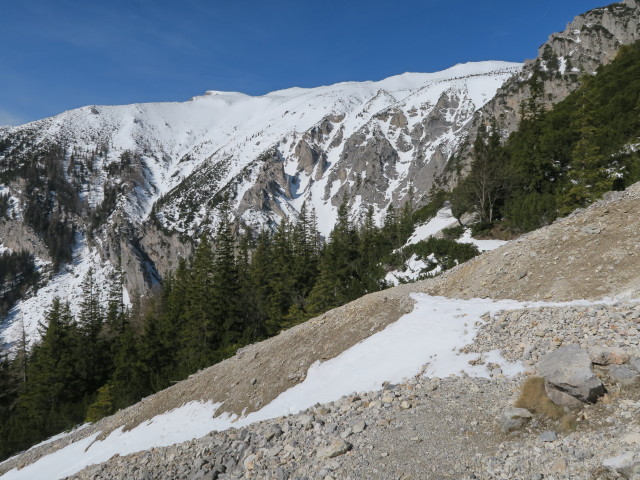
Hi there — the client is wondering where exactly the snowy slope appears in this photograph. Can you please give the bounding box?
[385,205,508,286]
[2,61,520,233]
[0,294,615,480]
[0,61,520,347]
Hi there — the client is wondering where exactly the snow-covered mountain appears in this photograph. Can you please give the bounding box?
[2,0,639,347]
[0,61,520,343]
[6,61,519,233]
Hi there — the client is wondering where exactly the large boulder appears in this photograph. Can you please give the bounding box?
[536,344,605,404]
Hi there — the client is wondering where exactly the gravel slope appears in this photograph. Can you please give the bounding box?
[2,183,640,478]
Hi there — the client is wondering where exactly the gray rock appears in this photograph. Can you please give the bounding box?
[499,407,533,433]
[609,365,638,386]
[318,439,352,459]
[351,421,366,434]
[536,344,604,403]
[297,415,314,428]
[602,452,640,477]
[538,431,557,442]
[629,357,640,372]
[589,347,630,365]
[544,382,583,406]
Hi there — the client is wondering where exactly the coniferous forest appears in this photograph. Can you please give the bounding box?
[451,41,640,235]
[0,196,475,461]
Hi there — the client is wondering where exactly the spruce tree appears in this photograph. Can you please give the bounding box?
[20,299,83,429]
[179,234,216,371]
[210,202,241,352]
[77,268,110,393]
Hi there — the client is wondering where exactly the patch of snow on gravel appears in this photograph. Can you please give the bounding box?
[2,294,614,480]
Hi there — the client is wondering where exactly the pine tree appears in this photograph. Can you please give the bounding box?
[110,321,148,409]
[464,123,507,225]
[560,86,609,213]
[77,268,110,393]
[179,234,216,371]
[264,218,295,335]
[20,299,84,428]
[106,262,127,339]
[248,229,274,334]
[85,384,114,423]
[307,201,362,314]
[210,202,241,352]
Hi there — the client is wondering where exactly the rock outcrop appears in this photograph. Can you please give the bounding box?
[536,344,605,404]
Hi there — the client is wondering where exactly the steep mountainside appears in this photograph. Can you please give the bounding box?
[444,0,640,184]
[2,179,640,480]
[0,62,519,343]
[1,1,639,344]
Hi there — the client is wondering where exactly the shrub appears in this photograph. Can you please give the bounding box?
[514,376,564,420]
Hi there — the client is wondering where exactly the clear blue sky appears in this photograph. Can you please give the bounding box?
[0,0,608,125]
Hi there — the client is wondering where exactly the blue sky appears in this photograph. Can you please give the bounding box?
[0,0,607,125]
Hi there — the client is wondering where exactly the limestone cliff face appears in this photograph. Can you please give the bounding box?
[445,0,640,185]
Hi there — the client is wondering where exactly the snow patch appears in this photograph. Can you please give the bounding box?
[1,294,614,480]
[458,228,507,252]
[405,205,458,246]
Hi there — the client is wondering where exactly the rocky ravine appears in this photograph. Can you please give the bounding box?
[2,176,640,479]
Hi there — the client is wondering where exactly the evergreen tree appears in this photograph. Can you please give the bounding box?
[106,262,127,339]
[307,201,362,314]
[179,234,216,371]
[110,321,147,409]
[560,86,609,213]
[264,219,296,335]
[77,268,110,393]
[85,384,114,423]
[210,202,242,351]
[19,299,84,430]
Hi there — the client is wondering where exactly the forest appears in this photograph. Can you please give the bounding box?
[451,41,640,234]
[0,196,474,461]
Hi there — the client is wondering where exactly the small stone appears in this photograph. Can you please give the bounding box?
[399,401,412,409]
[351,421,366,434]
[499,407,533,433]
[538,431,557,442]
[589,347,630,365]
[609,365,638,386]
[243,454,256,470]
[622,432,640,445]
[318,439,352,459]
[298,414,314,426]
[602,452,640,477]
[629,357,640,372]
[551,458,568,473]
[250,378,257,385]
[582,226,601,234]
